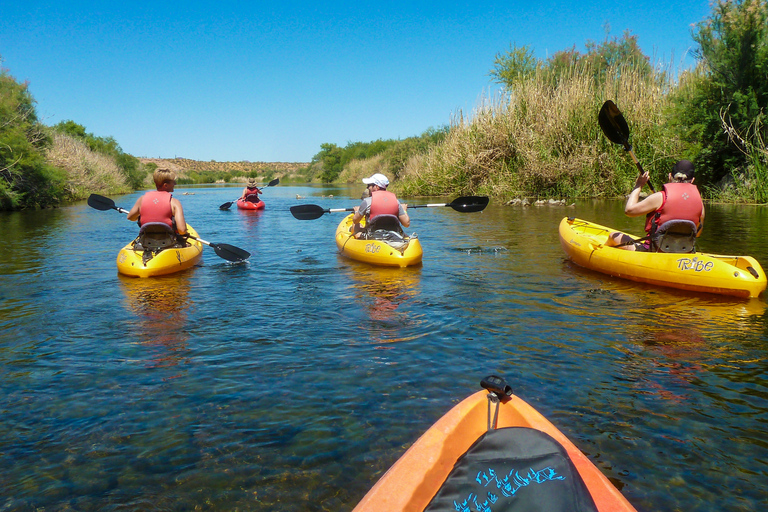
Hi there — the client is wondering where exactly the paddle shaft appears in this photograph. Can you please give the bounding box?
[290,196,489,220]
[220,177,280,209]
[598,100,655,192]
[88,194,250,261]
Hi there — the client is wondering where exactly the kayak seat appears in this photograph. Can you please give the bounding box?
[245,194,261,203]
[136,223,180,251]
[366,214,403,234]
[361,215,410,251]
[651,219,697,253]
[424,426,599,512]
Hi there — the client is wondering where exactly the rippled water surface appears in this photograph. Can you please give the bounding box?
[1,185,767,511]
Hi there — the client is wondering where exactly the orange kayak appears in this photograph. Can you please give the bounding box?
[353,376,637,512]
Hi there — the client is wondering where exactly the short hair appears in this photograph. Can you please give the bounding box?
[153,168,177,187]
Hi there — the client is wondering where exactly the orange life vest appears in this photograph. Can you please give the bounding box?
[140,191,174,228]
[369,190,400,220]
[644,182,703,234]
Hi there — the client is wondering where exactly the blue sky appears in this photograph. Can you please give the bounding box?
[2,1,711,163]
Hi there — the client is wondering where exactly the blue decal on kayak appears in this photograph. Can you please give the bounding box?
[452,466,565,512]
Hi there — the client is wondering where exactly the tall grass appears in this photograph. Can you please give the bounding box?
[713,113,768,203]
[46,132,131,198]
[398,63,683,199]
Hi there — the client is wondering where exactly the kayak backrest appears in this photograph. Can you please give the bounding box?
[424,427,599,512]
[137,222,178,251]
[367,214,402,234]
[651,220,697,253]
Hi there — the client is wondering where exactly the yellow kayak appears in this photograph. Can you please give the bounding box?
[117,224,203,278]
[335,214,423,267]
[559,217,767,298]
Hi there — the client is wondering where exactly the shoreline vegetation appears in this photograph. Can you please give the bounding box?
[2,0,766,211]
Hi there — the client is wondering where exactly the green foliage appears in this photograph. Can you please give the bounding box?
[0,62,66,209]
[53,120,147,189]
[491,31,653,90]
[307,128,448,184]
[670,0,768,186]
[489,45,539,88]
[314,143,344,182]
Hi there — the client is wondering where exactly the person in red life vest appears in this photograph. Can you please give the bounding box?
[126,167,188,236]
[605,160,705,251]
[352,173,410,238]
[240,178,262,203]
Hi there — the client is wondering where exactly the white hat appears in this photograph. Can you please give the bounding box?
[362,173,389,188]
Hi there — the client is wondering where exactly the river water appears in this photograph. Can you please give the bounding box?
[1,184,767,511]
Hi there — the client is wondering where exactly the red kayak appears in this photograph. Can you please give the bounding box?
[236,199,265,210]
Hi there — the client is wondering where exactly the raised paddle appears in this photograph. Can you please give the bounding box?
[87,194,250,262]
[598,100,655,192]
[219,177,280,210]
[290,195,490,220]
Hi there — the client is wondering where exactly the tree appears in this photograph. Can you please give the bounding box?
[490,32,651,91]
[671,0,768,185]
[0,61,64,209]
[316,143,343,182]
[489,45,539,89]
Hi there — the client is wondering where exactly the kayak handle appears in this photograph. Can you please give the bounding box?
[481,375,512,399]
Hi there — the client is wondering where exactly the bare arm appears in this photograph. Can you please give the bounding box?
[697,205,706,236]
[399,203,410,228]
[624,172,663,217]
[126,196,143,221]
[171,198,187,235]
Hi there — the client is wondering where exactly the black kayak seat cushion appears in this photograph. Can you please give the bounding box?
[367,214,402,233]
[651,219,697,253]
[424,427,599,512]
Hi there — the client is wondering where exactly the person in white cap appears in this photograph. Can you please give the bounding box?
[605,160,705,251]
[352,173,410,237]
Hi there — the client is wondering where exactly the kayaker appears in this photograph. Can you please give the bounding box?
[352,173,410,237]
[126,167,188,237]
[606,160,705,251]
[240,178,262,203]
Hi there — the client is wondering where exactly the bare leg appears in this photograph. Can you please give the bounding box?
[605,232,637,251]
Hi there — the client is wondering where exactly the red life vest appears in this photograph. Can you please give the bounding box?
[245,186,261,202]
[369,190,400,220]
[644,182,703,234]
[140,191,174,228]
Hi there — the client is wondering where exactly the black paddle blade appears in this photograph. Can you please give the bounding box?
[219,201,235,210]
[449,196,489,213]
[211,242,250,262]
[598,100,630,148]
[266,178,280,187]
[87,194,117,211]
[290,204,327,220]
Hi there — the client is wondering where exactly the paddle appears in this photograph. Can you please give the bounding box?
[219,177,280,210]
[183,235,250,262]
[87,193,250,262]
[598,100,655,192]
[290,195,490,220]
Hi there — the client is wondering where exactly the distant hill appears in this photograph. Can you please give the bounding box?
[138,157,309,174]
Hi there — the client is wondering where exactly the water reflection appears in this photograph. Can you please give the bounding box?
[347,265,424,345]
[118,274,192,372]
[563,282,768,404]
[237,207,265,230]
